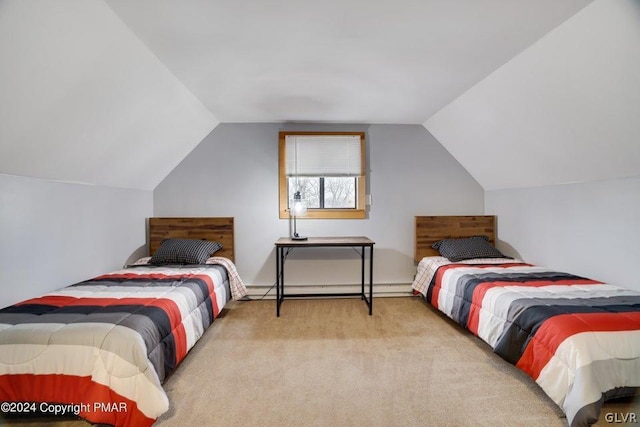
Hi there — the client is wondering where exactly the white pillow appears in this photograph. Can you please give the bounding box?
[130,256,151,265]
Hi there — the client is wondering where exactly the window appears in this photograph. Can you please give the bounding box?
[279,131,366,219]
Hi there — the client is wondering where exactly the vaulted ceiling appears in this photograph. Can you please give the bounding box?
[2,0,638,191]
[426,0,640,190]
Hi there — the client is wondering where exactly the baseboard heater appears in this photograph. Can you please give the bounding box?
[244,283,412,299]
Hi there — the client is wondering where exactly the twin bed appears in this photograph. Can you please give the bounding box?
[411,215,640,427]
[0,217,246,427]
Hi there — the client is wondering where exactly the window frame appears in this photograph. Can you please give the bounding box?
[278,131,366,219]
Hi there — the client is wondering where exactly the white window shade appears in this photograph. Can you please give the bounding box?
[285,135,362,177]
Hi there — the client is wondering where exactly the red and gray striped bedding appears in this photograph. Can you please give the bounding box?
[412,257,640,427]
[0,263,238,427]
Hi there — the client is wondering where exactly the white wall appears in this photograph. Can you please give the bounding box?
[486,176,640,291]
[154,123,484,294]
[0,0,218,191]
[0,174,153,308]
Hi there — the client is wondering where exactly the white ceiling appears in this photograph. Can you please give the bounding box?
[105,0,592,124]
[0,0,218,190]
[425,0,640,190]
[4,0,639,192]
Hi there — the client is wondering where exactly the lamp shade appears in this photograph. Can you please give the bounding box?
[291,191,307,217]
[290,191,307,240]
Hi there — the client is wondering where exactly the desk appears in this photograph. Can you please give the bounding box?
[274,236,374,316]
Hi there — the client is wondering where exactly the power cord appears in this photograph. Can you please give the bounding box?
[239,247,293,301]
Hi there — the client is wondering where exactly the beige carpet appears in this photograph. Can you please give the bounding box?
[2,297,638,426]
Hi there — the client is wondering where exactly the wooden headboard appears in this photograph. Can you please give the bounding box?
[149,217,235,262]
[415,215,496,263]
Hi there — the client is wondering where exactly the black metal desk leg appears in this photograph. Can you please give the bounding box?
[280,247,287,314]
[276,247,281,317]
[369,245,373,315]
[361,245,365,299]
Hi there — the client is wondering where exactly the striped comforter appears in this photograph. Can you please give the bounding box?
[412,257,640,427]
[0,263,240,427]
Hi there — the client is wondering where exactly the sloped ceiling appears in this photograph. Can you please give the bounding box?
[6,0,636,192]
[425,0,640,190]
[0,0,218,190]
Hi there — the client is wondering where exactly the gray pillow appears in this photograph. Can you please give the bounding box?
[432,235,508,262]
[150,238,223,266]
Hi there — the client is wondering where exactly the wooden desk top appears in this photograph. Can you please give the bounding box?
[275,236,375,247]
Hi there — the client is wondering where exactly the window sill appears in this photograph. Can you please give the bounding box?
[280,209,366,219]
